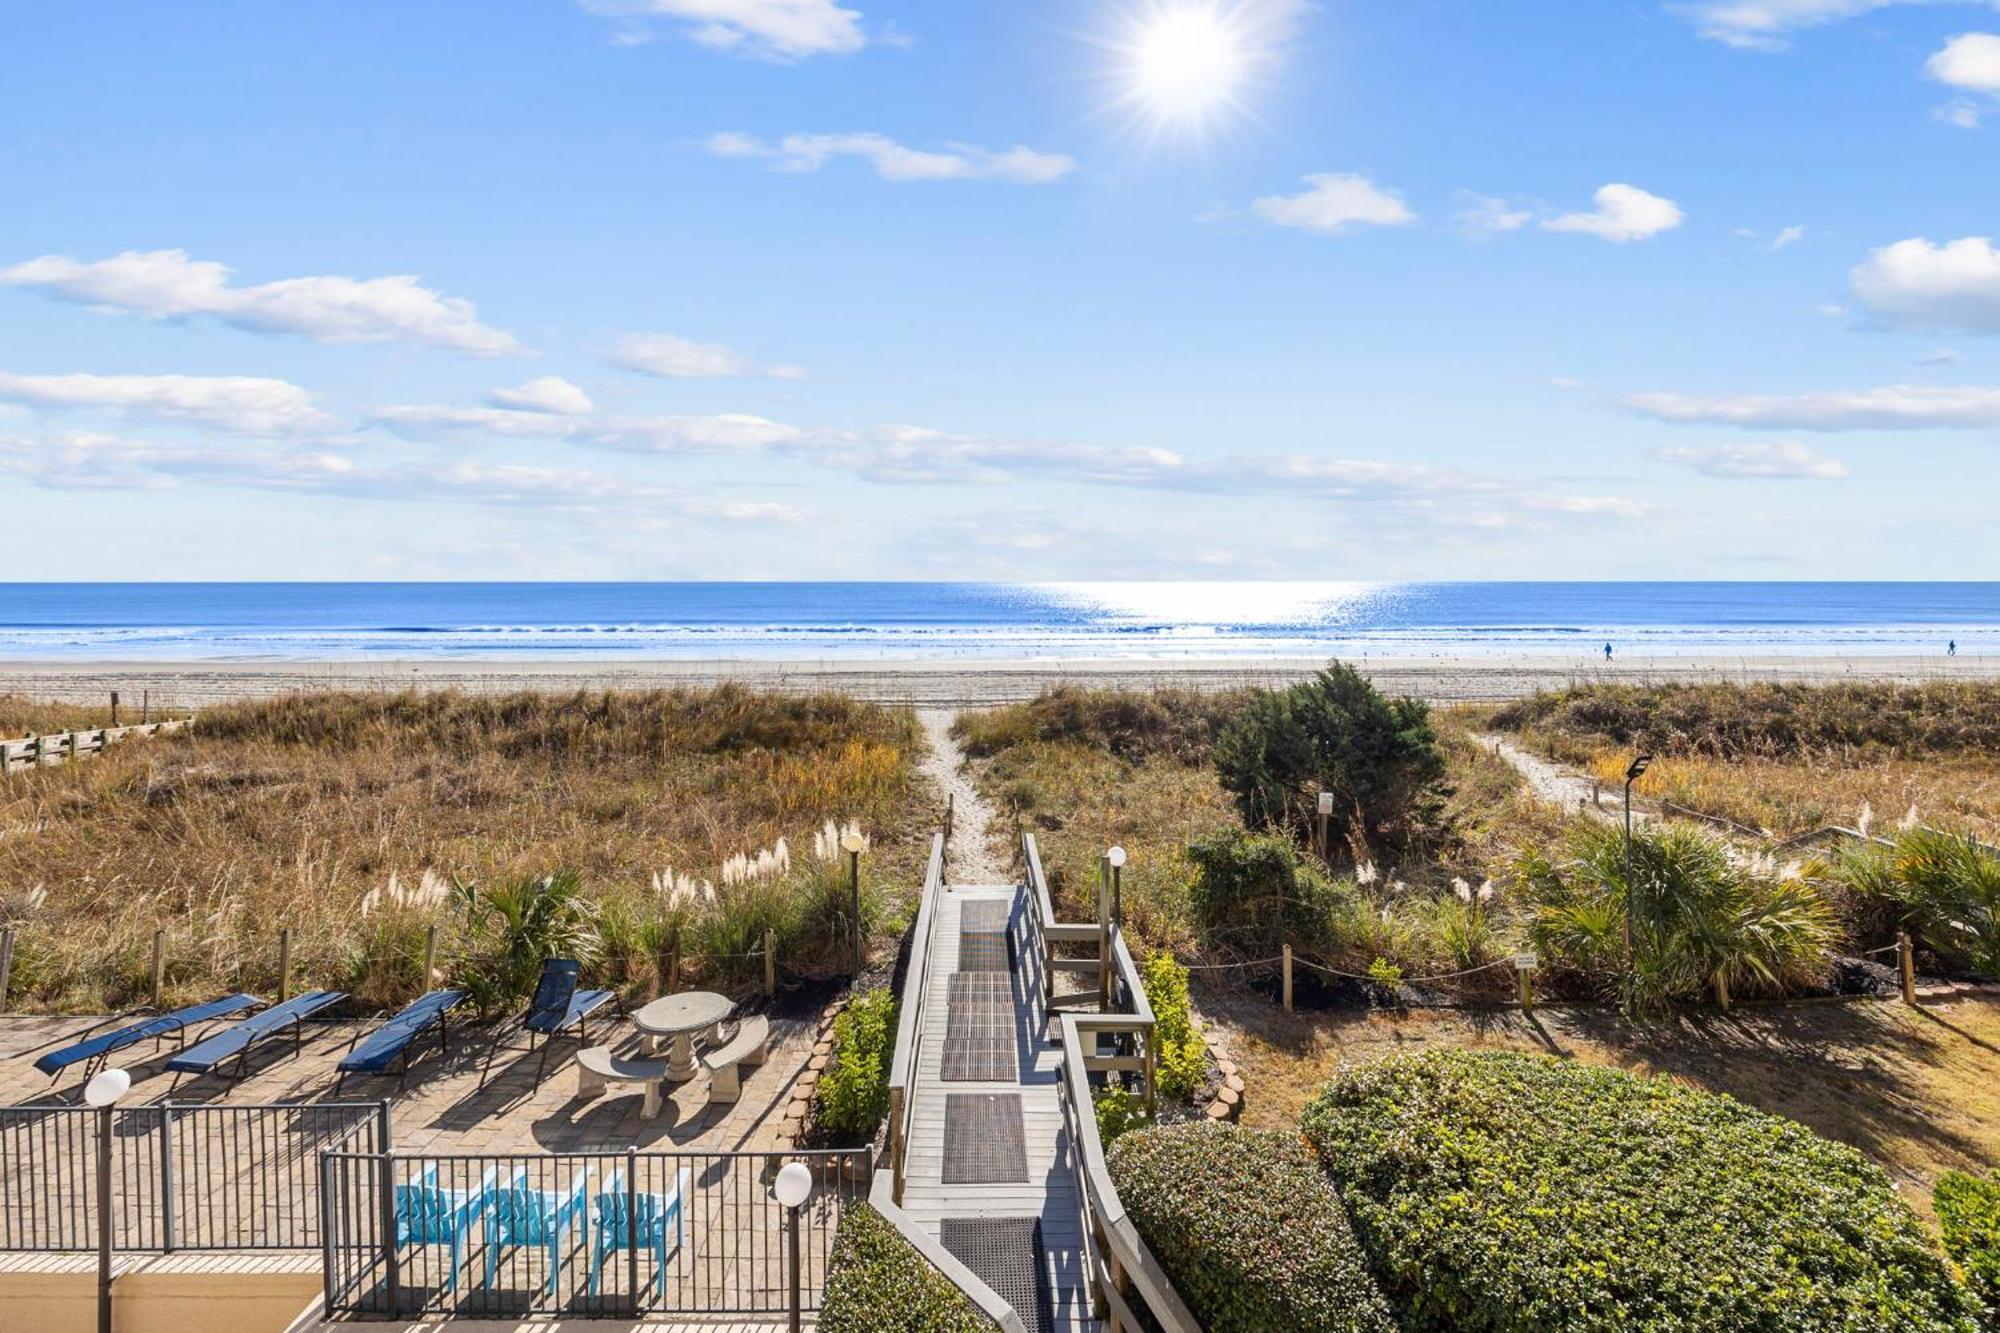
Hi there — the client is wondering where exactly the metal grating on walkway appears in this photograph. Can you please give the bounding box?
[941,1217,1055,1333]
[941,973,1017,1082]
[941,1093,1027,1184]
[959,898,1014,973]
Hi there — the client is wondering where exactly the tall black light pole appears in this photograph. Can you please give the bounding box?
[86,1068,132,1333]
[772,1162,814,1333]
[1622,754,1652,1019]
[842,830,865,975]
[1107,846,1126,928]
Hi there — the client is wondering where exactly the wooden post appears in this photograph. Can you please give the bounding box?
[109,692,119,727]
[1282,944,1294,1013]
[277,928,293,1002]
[763,929,776,998]
[1097,856,1112,1011]
[1899,930,1917,1006]
[141,690,149,725]
[0,926,14,1015]
[1518,963,1534,1013]
[422,924,438,992]
[1714,970,1730,1012]
[150,928,166,1008]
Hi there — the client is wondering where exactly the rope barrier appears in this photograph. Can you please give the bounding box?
[1290,954,1517,985]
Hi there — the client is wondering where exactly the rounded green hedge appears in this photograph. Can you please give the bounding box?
[1107,1119,1395,1333]
[1936,1169,2000,1329]
[1303,1050,1981,1332]
[819,1203,994,1332]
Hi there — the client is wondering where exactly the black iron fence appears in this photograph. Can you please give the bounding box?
[322,1148,867,1318]
[0,1101,385,1252]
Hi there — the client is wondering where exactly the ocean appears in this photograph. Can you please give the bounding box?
[0,583,1993,662]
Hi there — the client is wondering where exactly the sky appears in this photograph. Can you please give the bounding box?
[2,0,1998,582]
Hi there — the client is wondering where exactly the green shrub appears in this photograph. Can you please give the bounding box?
[1213,663,1446,853]
[1093,1086,1149,1143]
[1184,826,1350,957]
[452,871,601,1012]
[1108,1121,1395,1333]
[1937,1170,2000,1328]
[1141,952,1207,1103]
[1829,829,2000,978]
[1304,1049,1981,1332]
[815,986,896,1143]
[820,1204,995,1332]
[1515,820,1835,1009]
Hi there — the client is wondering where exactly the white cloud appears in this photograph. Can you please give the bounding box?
[1918,347,1962,365]
[488,376,594,415]
[1543,184,1684,242]
[1455,194,1534,240]
[1251,174,1416,234]
[1658,440,1849,478]
[1626,384,2000,429]
[1549,376,1586,390]
[710,132,1076,184]
[1929,31,2000,90]
[1937,97,1986,126]
[609,332,806,380]
[1772,225,1806,249]
[1675,1,1998,50]
[0,370,327,435]
[0,428,803,520]
[1851,236,2000,333]
[0,249,521,355]
[579,0,865,60]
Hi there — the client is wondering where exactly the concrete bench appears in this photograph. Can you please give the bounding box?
[700,1015,770,1104]
[576,1045,671,1118]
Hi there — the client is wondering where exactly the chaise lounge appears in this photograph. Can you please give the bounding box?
[336,989,466,1093]
[33,993,263,1088]
[164,989,347,1085]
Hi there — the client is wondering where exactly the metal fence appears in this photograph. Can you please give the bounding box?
[322,1148,867,1318]
[0,1101,386,1252]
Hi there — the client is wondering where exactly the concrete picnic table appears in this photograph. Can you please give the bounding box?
[631,990,734,1081]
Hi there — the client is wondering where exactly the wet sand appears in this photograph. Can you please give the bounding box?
[1,653,1995,709]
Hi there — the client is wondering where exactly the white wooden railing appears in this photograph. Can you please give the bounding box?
[1,718,193,773]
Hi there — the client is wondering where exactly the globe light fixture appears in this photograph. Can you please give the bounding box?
[84,1067,131,1108]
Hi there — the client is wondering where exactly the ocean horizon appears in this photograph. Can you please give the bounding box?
[0,582,1994,662]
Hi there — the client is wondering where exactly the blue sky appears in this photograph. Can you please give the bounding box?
[2,0,1998,580]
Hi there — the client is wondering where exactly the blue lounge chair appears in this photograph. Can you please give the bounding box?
[588,1166,688,1299]
[482,1166,592,1298]
[395,1163,500,1295]
[163,989,346,1084]
[33,994,262,1087]
[478,960,616,1090]
[336,990,466,1093]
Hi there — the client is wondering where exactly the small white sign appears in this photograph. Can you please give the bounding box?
[1513,952,1538,971]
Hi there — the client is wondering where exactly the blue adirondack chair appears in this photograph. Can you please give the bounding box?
[588,1166,688,1300]
[482,1166,592,1298]
[477,960,615,1090]
[394,1163,501,1295]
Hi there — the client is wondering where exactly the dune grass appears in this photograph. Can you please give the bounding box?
[0,687,934,1013]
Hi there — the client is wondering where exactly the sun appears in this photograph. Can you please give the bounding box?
[1096,0,1287,146]
[1131,6,1246,122]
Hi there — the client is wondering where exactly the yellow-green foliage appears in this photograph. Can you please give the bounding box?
[820,1204,995,1333]
[1142,952,1207,1103]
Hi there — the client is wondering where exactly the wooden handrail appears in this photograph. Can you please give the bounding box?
[885,831,946,1206]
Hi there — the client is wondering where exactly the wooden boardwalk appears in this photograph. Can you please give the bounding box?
[896,884,1097,1333]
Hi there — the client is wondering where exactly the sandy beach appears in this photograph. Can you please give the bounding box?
[1,653,1995,710]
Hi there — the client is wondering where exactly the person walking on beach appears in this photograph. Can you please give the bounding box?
[1604,642,1614,661]
[1949,640,1957,656]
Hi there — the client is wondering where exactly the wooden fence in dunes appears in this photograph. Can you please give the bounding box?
[1,718,193,774]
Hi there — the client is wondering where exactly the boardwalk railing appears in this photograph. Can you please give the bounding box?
[0,1100,385,1252]
[885,831,944,1206]
[1025,832,1200,1333]
[1,718,193,773]
[321,1147,867,1318]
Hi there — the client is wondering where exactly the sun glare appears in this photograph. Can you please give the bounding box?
[1097,0,1286,147]
[1132,7,1245,121]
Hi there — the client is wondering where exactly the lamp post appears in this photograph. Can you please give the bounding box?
[772,1161,815,1333]
[1316,790,1334,862]
[841,830,865,976]
[1622,754,1652,1019]
[86,1067,132,1333]
[1107,845,1126,928]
